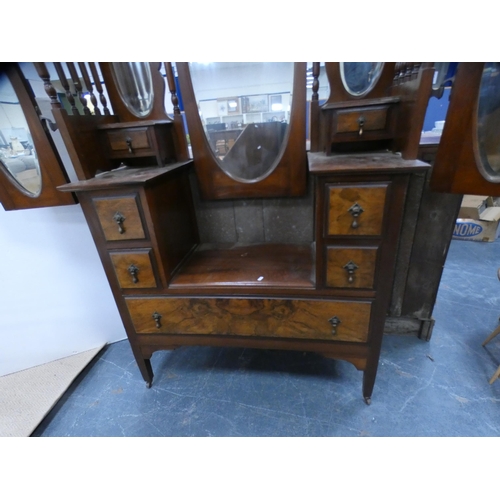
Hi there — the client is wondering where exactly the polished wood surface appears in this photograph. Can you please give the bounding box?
[93,195,146,241]
[110,249,158,289]
[334,106,389,135]
[126,296,372,342]
[170,243,314,289]
[327,184,387,236]
[326,246,378,288]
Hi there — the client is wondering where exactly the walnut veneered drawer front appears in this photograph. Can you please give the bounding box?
[333,106,390,137]
[93,195,146,241]
[326,246,378,289]
[126,297,372,342]
[110,249,158,289]
[106,128,151,156]
[327,184,388,236]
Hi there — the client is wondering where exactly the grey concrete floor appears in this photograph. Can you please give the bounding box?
[32,238,500,436]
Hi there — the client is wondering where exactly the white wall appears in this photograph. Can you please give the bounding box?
[0,63,126,377]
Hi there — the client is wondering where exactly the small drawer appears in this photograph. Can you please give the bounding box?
[110,249,158,289]
[126,297,372,343]
[333,106,389,136]
[327,183,388,236]
[93,194,146,242]
[326,246,378,289]
[106,128,151,155]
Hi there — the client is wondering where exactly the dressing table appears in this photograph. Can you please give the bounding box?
[33,62,433,403]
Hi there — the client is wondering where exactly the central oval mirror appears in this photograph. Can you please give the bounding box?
[477,62,500,179]
[0,72,41,197]
[340,62,384,97]
[189,62,294,181]
[110,62,154,118]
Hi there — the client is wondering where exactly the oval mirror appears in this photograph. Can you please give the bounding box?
[477,62,500,179]
[189,62,294,181]
[0,72,41,196]
[340,62,384,97]
[110,62,154,118]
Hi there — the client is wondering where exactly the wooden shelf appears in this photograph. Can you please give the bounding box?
[170,243,315,289]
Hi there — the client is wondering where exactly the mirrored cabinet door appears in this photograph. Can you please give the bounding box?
[0,63,75,210]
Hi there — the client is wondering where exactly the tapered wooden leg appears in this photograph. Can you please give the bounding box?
[130,347,154,388]
[489,365,500,384]
[362,363,377,405]
[482,324,500,346]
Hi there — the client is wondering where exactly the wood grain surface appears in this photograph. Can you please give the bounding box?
[110,250,158,289]
[93,195,146,241]
[326,246,378,288]
[126,297,371,342]
[327,184,387,236]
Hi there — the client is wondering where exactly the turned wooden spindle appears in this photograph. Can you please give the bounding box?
[67,62,90,115]
[398,63,406,84]
[412,62,422,80]
[164,62,180,115]
[88,63,110,115]
[312,62,320,101]
[78,62,100,115]
[393,63,401,85]
[404,63,413,82]
[33,62,61,108]
[54,62,79,115]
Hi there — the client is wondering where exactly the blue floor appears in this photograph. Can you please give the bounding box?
[32,238,500,436]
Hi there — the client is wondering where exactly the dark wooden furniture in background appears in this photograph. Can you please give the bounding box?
[36,61,450,403]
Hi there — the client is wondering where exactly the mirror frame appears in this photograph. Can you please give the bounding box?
[99,62,172,123]
[176,62,307,200]
[430,62,500,196]
[0,63,76,211]
[322,62,397,106]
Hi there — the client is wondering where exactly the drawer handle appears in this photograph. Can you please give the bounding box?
[113,211,126,234]
[358,116,365,136]
[328,316,342,335]
[152,311,162,329]
[126,137,133,154]
[128,264,139,283]
[343,260,359,283]
[348,203,364,229]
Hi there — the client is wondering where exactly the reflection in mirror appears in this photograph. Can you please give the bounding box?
[340,62,384,96]
[189,62,294,181]
[477,62,500,177]
[111,62,154,118]
[0,72,41,196]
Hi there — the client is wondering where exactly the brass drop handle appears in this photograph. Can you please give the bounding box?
[348,202,364,229]
[358,116,365,136]
[328,316,342,335]
[113,211,126,234]
[128,264,139,283]
[343,260,359,283]
[152,311,162,329]
[126,137,133,154]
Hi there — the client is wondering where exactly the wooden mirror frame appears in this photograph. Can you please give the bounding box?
[99,62,171,123]
[429,62,500,196]
[0,63,76,211]
[176,62,307,200]
[322,62,397,106]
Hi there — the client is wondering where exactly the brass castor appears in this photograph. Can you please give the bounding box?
[146,381,152,388]
[364,397,371,405]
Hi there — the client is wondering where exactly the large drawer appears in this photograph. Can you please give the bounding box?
[327,183,388,236]
[126,297,372,342]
